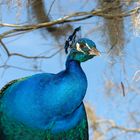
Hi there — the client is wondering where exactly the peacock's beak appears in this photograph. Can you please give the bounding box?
[89,48,100,56]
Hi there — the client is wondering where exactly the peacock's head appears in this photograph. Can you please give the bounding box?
[68,38,100,62]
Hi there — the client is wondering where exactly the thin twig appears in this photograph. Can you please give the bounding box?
[0,64,43,72]
[96,119,140,133]
[47,0,56,16]
[0,39,10,56]
[10,48,63,59]
[121,81,125,96]
[0,40,63,59]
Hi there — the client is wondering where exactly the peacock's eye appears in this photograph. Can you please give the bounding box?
[79,44,85,49]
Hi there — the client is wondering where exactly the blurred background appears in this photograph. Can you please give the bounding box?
[0,0,140,139]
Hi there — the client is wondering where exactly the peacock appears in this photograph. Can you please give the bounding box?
[0,27,100,140]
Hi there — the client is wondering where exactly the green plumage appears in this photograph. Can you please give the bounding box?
[0,102,88,140]
[0,80,17,97]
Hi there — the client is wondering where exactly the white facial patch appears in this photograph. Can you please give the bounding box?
[86,43,92,50]
[76,43,86,54]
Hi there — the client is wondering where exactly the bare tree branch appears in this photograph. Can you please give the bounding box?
[132,70,140,82]
[98,119,140,133]
[0,64,43,72]
[86,104,140,140]
[121,81,125,96]
[0,5,140,39]
[0,40,63,59]
[0,40,10,57]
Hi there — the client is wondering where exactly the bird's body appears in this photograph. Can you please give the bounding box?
[0,34,100,140]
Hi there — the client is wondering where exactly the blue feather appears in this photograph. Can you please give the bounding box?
[0,37,100,140]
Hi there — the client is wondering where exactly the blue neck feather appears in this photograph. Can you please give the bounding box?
[66,55,81,72]
[60,54,87,114]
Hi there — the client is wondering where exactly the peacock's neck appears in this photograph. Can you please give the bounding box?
[66,55,81,73]
[61,55,88,113]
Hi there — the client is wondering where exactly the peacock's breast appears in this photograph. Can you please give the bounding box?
[0,70,88,130]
